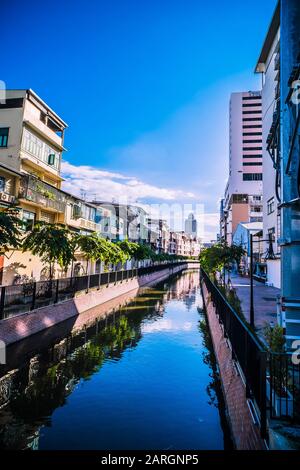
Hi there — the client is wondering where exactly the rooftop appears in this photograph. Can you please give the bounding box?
[255,1,280,73]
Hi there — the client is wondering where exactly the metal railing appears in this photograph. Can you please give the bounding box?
[201,267,300,435]
[0,261,188,321]
[200,268,268,438]
[19,174,67,213]
[268,353,300,422]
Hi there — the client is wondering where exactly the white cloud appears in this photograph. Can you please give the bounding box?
[61,161,219,241]
[198,212,219,242]
[61,160,196,203]
[142,318,193,334]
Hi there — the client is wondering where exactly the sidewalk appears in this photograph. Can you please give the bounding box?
[229,273,280,341]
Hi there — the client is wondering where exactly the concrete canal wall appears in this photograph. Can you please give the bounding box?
[201,280,266,450]
[0,263,199,346]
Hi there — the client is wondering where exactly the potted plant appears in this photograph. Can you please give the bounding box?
[265,325,294,417]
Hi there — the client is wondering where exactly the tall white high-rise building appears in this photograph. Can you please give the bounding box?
[185,213,197,237]
[222,91,263,245]
[255,3,281,288]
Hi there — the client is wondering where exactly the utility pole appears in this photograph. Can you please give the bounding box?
[250,234,255,328]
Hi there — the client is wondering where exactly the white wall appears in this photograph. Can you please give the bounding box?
[260,28,281,290]
[266,259,281,288]
[228,92,263,197]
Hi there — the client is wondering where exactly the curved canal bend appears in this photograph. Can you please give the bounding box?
[0,270,232,450]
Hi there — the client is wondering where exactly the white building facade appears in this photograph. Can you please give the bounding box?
[255,4,281,288]
[222,91,263,245]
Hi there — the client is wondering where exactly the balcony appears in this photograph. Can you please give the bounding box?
[19,175,67,213]
[274,53,280,71]
[78,218,100,232]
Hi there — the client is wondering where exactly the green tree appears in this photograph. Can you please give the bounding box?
[106,242,127,268]
[264,324,286,353]
[0,208,22,256]
[23,222,73,279]
[75,233,110,274]
[133,243,156,262]
[199,242,245,280]
[115,240,139,260]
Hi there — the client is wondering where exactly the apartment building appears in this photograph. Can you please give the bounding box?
[169,231,200,258]
[92,201,149,243]
[255,2,281,288]
[222,91,263,245]
[147,218,170,254]
[232,221,263,275]
[0,89,105,284]
[0,89,69,283]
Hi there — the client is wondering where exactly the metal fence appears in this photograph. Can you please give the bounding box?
[268,353,300,422]
[200,268,267,438]
[201,267,300,435]
[0,261,188,321]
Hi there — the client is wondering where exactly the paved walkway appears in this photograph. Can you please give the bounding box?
[229,273,280,341]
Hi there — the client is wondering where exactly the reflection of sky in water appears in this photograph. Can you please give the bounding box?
[142,319,193,334]
[0,271,229,451]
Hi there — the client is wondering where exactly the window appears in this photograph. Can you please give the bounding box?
[251,206,262,213]
[243,162,263,166]
[277,210,281,254]
[0,176,5,192]
[22,210,35,231]
[243,133,262,136]
[40,211,55,223]
[95,260,101,273]
[23,129,60,169]
[0,128,9,147]
[243,173,263,181]
[40,112,47,124]
[242,95,261,101]
[242,110,262,115]
[48,154,56,165]
[243,140,262,143]
[243,147,262,151]
[243,118,262,122]
[243,125,262,129]
[82,205,96,222]
[268,227,276,242]
[232,194,248,203]
[267,197,275,215]
[72,204,82,219]
[242,103,262,107]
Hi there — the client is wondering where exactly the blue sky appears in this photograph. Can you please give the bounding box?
[2,0,277,240]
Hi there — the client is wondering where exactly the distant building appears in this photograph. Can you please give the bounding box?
[233,221,264,277]
[92,201,148,243]
[222,91,263,245]
[185,213,197,237]
[147,218,170,254]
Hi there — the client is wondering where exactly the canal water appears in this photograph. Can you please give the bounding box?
[0,270,231,450]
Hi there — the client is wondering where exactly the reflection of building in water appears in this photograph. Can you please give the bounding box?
[169,270,200,303]
[0,270,200,449]
[0,308,144,449]
[183,288,197,311]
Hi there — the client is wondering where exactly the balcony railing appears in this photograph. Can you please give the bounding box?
[19,175,67,213]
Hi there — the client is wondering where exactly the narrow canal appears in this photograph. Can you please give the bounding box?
[0,270,232,450]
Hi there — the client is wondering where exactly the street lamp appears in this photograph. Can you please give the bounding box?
[249,233,276,328]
